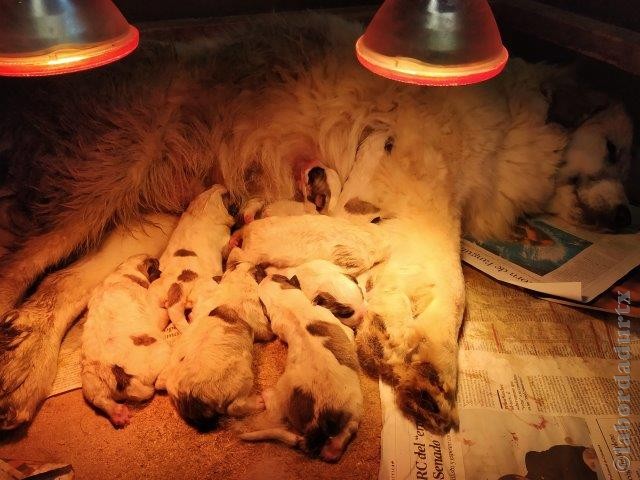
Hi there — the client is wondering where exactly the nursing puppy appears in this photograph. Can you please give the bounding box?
[227,215,388,276]
[241,274,362,463]
[156,260,272,430]
[268,260,365,328]
[81,254,169,428]
[149,184,234,332]
[239,165,341,225]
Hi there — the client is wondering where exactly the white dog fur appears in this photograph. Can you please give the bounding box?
[0,13,633,432]
[81,254,170,427]
[241,274,362,462]
[149,184,234,331]
[156,259,272,429]
[267,260,366,328]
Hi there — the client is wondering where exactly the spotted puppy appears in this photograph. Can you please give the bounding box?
[81,254,169,428]
[149,184,234,332]
[241,274,362,463]
[156,259,272,430]
[267,260,366,328]
[227,215,388,276]
[239,165,341,226]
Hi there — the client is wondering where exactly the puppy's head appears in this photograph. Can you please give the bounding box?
[188,184,235,226]
[312,274,366,328]
[117,254,161,284]
[549,101,634,231]
[303,166,341,214]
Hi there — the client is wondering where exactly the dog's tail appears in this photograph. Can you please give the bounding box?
[240,427,304,448]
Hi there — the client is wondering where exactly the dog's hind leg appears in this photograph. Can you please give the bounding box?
[0,220,98,314]
[356,215,465,435]
[0,214,177,430]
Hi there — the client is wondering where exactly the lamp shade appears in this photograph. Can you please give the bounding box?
[356,0,508,86]
[0,0,139,77]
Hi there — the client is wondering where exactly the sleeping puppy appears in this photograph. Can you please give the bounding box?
[81,254,169,428]
[238,165,342,225]
[227,215,389,276]
[149,184,234,332]
[267,260,366,328]
[156,260,272,430]
[241,274,362,462]
[240,199,317,225]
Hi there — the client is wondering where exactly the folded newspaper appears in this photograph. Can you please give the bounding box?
[462,208,640,312]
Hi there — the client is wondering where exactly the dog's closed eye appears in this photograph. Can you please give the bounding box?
[606,139,618,165]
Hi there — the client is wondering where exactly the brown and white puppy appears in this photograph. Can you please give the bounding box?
[227,214,388,276]
[149,184,234,332]
[238,165,341,225]
[240,274,362,463]
[156,260,272,430]
[81,254,169,428]
[240,199,317,225]
[267,260,366,328]
[301,165,342,213]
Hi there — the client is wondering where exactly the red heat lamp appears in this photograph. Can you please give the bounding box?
[356,0,509,86]
[0,0,139,77]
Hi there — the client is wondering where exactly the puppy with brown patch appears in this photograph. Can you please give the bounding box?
[267,260,366,328]
[149,184,234,332]
[156,259,272,430]
[227,214,388,276]
[81,254,170,428]
[236,165,341,228]
[240,274,362,463]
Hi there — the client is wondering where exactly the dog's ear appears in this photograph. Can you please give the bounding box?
[289,275,301,290]
[543,81,609,129]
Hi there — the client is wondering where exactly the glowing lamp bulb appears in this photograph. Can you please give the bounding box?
[0,0,139,77]
[356,0,509,86]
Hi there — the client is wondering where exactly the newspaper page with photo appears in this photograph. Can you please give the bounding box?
[379,288,639,480]
[461,208,640,304]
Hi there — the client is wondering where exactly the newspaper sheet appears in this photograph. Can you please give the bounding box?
[462,208,640,303]
[380,292,639,480]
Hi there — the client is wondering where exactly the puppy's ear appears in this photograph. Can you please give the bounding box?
[251,264,268,284]
[138,257,161,282]
[289,275,301,290]
[543,81,609,129]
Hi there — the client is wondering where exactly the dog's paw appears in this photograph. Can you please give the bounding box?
[0,309,60,430]
[393,340,458,435]
[109,403,131,428]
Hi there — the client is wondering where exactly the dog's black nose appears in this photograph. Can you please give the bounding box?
[613,204,632,230]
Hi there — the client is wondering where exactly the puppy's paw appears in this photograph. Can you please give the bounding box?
[0,309,60,430]
[393,340,458,435]
[109,403,131,428]
[355,313,397,384]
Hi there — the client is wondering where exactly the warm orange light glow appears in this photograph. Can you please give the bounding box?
[355,36,508,86]
[0,0,139,77]
[356,0,509,87]
[0,28,138,77]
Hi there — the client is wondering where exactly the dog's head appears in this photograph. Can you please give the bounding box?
[115,254,161,285]
[546,85,634,232]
